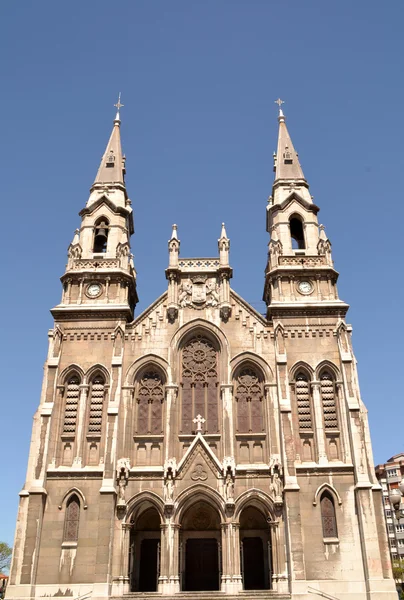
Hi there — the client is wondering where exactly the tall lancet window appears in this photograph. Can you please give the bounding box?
[320,492,338,539]
[63,494,80,542]
[180,335,219,434]
[93,217,109,253]
[63,376,80,434]
[290,216,305,250]
[296,372,312,431]
[295,371,314,462]
[235,367,264,433]
[135,372,164,435]
[88,375,105,435]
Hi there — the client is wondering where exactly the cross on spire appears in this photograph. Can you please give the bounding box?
[193,414,206,433]
[114,92,124,112]
[274,98,284,108]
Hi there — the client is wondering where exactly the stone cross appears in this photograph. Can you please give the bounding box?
[274,98,284,108]
[193,414,206,433]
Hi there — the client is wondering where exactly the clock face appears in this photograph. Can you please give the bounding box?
[298,280,313,295]
[86,283,102,298]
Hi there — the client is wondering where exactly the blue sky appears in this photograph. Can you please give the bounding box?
[1,1,403,546]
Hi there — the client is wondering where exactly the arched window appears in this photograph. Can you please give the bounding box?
[93,218,109,253]
[136,372,164,435]
[181,335,218,434]
[235,367,264,433]
[64,494,80,542]
[295,372,312,431]
[320,491,338,538]
[63,375,80,434]
[320,371,338,430]
[290,216,305,250]
[88,375,105,434]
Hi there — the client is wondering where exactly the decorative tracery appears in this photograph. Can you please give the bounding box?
[136,372,164,435]
[64,494,80,542]
[181,336,218,434]
[63,376,80,434]
[235,367,264,433]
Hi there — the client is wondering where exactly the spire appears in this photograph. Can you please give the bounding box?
[168,224,180,268]
[273,102,305,182]
[219,222,228,240]
[218,222,230,267]
[170,224,179,241]
[92,95,126,191]
[271,100,312,206]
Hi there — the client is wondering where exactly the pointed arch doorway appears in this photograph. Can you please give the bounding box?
[240,506,272,590]
[129,507,161,592]
[180,501,221,591]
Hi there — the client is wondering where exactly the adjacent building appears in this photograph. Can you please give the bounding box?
[7,104,397,600]
[376,454,404,563]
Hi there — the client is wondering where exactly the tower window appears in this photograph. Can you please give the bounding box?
[88,376,105,435]
[93,218,109,253]
[295,372,312,431]
[283,145,293,164]
[63,376,80,434]
[320,371,339,430]
[106,150,115,167]
[320,492,338,539]
[64,494,80,542]
[290,217,305,250]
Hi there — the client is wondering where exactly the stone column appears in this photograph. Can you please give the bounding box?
[224,522,242,593]
[111,522,132,597]
[164,385,178,462]
[75,383,90,467]
[167,523,181,593]
[158,523,170,591]
[220,384,234,459]
[310,381,327,464]
[268,514,288,593]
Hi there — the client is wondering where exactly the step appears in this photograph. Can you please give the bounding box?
[123,593,290,600]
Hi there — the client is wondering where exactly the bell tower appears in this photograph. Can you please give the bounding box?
[52,98,138,322]
[263,102,347,320]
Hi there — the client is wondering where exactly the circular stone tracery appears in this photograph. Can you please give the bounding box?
[182,336,217,374]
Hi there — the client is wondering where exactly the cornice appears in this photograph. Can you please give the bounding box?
[51,304,133,321]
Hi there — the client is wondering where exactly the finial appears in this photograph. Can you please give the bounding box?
[274,98,285,119]
[114,92,124,122]
[220,222,228,239]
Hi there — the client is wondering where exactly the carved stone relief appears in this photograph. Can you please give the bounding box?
[178,276,220,309]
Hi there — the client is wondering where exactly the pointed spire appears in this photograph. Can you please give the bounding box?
[219,222,228,240]
[92,96,126,191]
[218,222,230,266]
[71,228,80,246]
[273,103,305,182]
[168,224,180,268]
[170,224,179,240]
[319,224,328,241]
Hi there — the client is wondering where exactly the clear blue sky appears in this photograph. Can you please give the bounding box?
[1,1,403,546]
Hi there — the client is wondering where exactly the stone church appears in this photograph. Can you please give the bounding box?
[7,103,397,600]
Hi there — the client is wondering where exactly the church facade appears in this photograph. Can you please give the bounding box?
[7,105,397,600]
